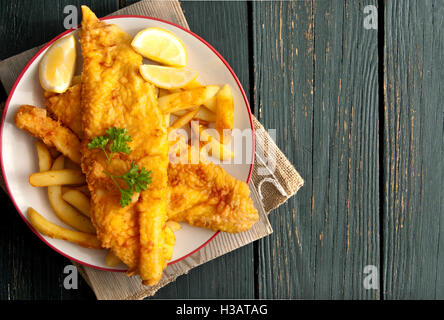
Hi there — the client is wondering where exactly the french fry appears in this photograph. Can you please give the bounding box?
[166,220,182,232]
[215,84,234,144]
[194,106,216,122]
[36,141,52,172]
[105,250,122,267]
[172,106,216,122]
[181,78,202,90]
[64,157,81,170]
[169,107,199,131]
[158,88,170,97]
[47,156,95,233]
[29,169,86,187]
[202,95,216,113]
[189,121,204,164]
[164,113,170,127]
[164,225,176,261]
[63,185,90,197]
[168,88,182,94]
[62,189,91,217]
[48,147,61,159]
[203,138,235,162]
[158,85,219,114]
[74,185,90,196]
[198,126,234,161]
[28,207,101,249]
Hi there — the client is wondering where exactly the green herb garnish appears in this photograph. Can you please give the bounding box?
[88,127,152,207]
[104,162,152,207]
[88,127,132,163]
[106,127,132,155]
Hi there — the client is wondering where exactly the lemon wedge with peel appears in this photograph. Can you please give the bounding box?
[132,28,187,67]
[139,65,198,89]
[39,35,77,93]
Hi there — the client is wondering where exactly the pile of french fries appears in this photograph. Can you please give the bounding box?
[28,142,100,249]
[161,79,235,162]
[27,77,235,268]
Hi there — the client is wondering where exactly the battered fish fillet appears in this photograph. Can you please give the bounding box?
[14,105,81,164]
[42,86,259,233]
[44,83,83,138]
[168,162,258,232]
[79,6,170,285]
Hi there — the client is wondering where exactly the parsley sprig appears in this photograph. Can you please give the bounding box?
[88,127,132,163]
[88,127,152,207]
[104,163,152,207]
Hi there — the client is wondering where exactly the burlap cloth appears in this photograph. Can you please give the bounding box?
[0,0,303,300]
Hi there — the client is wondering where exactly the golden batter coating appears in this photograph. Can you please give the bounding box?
[79,6,170,285]
[14,105,81,164]
[168,162,258,233]
[44,83,83,138]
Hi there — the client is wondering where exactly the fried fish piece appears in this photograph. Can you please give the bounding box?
[168,162,258,232]
[79,6,170,285]
[44,83,83,138]
[14,105,81,164]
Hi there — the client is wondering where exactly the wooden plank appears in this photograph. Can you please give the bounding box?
[383,0,444,299]
[253,0,380,299]
[0,0,118,60]
[252,0,315,299]
[0,0,119,300]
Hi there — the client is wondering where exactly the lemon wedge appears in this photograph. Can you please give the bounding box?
[139,65,198,89]
[132,28,187,67]
[39,35,77,93]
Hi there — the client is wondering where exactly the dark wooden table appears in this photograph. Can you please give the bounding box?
[0,0,442,300]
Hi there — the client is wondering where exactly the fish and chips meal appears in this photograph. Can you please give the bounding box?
[13,6,258,286]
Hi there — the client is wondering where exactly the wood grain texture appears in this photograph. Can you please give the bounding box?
[0,0,119,60]
[383,0,444,299]
[118,0,189,28]
[253,0,380,299]
[0,0,119,300]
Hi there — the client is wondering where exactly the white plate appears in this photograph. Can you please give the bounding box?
[0,16,255,271]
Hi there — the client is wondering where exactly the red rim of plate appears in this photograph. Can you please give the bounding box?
[0,15,256,272]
